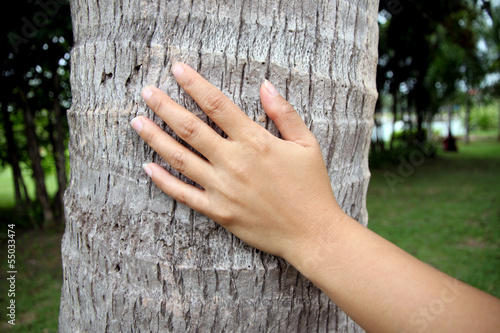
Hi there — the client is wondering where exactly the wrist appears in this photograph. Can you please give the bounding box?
[283,206,350,280]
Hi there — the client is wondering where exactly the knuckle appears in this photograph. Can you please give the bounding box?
[202,93,226,116]
[150,93,172,116]
[182,74,198,92]
[156,96,169,113]
[146,131,161,148]
[215,207,236,227]
[279,103,297,118]
[245,131,272,154]
[177,116,199,140]
[268,102,296,122]
[170,150,188,173]
[176,188,189,206]
[226,160,249,181]
[310,138,321,149]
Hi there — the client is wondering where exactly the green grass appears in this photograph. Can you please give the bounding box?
[0,229,63,332]
[368,139,500,298]
[470,129,499,139]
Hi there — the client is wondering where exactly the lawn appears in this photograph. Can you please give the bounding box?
[0,138,498,332]
[367,139,500,298]
[0,229,63,332]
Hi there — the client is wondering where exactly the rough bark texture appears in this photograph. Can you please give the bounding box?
[59,0,379,332]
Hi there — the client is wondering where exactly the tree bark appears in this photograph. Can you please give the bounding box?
[59,0,379,331]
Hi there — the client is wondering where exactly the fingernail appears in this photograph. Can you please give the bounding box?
[131,117,143,133]
[264,80,279,96]
[142,163,152,177]
[142,87,153,101]
[171,63,184,78]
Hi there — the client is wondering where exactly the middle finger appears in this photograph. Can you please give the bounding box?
[142,86,228,163]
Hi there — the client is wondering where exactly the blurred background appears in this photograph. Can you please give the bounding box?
[0,0,499,331]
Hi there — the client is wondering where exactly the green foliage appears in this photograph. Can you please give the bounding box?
[369,141,438,169]
[467,102,499,131]
[370,128,438,168]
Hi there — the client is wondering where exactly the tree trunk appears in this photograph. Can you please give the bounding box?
[59,0,379,331]
[447,105,452,136]
[18,88,54,228]
[497,100,500,141]
[1,99,23,204]
[464,94,471,144]
[51,75,68,225]
[390,90,398,149]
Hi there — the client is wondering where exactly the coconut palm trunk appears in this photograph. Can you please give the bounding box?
[59,0,379,331]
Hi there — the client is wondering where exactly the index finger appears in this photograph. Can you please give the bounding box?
[171,63,258,140]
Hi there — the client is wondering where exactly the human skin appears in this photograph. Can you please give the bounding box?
[131,62,500,332]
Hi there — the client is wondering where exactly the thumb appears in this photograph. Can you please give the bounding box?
[260,80,316,146]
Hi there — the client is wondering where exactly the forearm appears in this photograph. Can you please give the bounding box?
[288,213,500,333]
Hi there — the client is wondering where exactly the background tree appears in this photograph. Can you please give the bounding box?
[426,4,485,144]
[0,0,72,227]
[480,0,500,141]
[59,0,379,331]
[376,0,485,149]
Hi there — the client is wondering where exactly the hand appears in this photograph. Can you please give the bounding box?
[131,63,345,262]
